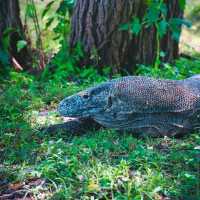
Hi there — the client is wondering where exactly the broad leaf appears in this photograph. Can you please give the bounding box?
[130,17,142,35]
[169,18,192,41]
[144,2,160,25]
[42,1,55,18]
[158,20,168,38]
[45,17,54,29]
[25,3,35,18]
[2,28,15,51]
[172,31,181,41]
[57,0,75,14]
[17,40,27,52]
[179,0,186,10]
[160,3,167,17]
[170,18,192,28]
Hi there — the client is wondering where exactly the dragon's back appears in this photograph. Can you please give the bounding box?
[92,76,200,136]
[109,76,199,113]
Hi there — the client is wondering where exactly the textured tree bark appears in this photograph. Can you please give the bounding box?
[70,0,184,74]
[0,0,31,70]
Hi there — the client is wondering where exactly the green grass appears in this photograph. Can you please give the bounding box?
[1,1,199,199]
[0,64,200,199]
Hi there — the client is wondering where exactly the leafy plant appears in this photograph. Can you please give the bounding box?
[0,28,18,77]
[42,0,75,43]
[1,55,200,199]
[17,40,27,52]
[120,0,191,68]
[25,0,43,50]
[136,57,200,79]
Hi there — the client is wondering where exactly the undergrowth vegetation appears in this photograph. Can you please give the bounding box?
[1,57,200,199]
[0,0,200,199]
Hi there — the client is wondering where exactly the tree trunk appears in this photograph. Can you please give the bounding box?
[70,0,184,74]
[0,0,31,70]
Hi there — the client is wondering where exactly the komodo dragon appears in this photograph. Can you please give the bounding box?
[57,75,200,137]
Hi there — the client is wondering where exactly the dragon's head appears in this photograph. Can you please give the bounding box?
[58,83,111,118]
[185,74,200,93]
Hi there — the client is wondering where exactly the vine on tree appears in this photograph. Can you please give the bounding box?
[120,0,191,69]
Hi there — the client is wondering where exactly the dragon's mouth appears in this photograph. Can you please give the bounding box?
[57,103,90,118]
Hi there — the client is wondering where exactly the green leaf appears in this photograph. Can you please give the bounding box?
[2,27,15,51]
[170,18,192,28]
[160,51,165,58]
[45,17,54,29]
[172,31,181,41]
[144,3,160,25]
[130,17,142,35]
[181,19,192,28]
[17,40,27,52]
[25,3,35,18]
[160,3,167,17]
[158,20,168,37]
[57,0,74,14]
[42,1,55,18]
[179,0,186,10]
[169,18,192,41]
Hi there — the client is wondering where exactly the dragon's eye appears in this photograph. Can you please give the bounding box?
[82,93,89,99]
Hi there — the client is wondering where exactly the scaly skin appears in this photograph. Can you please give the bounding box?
[58,75,200,137]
